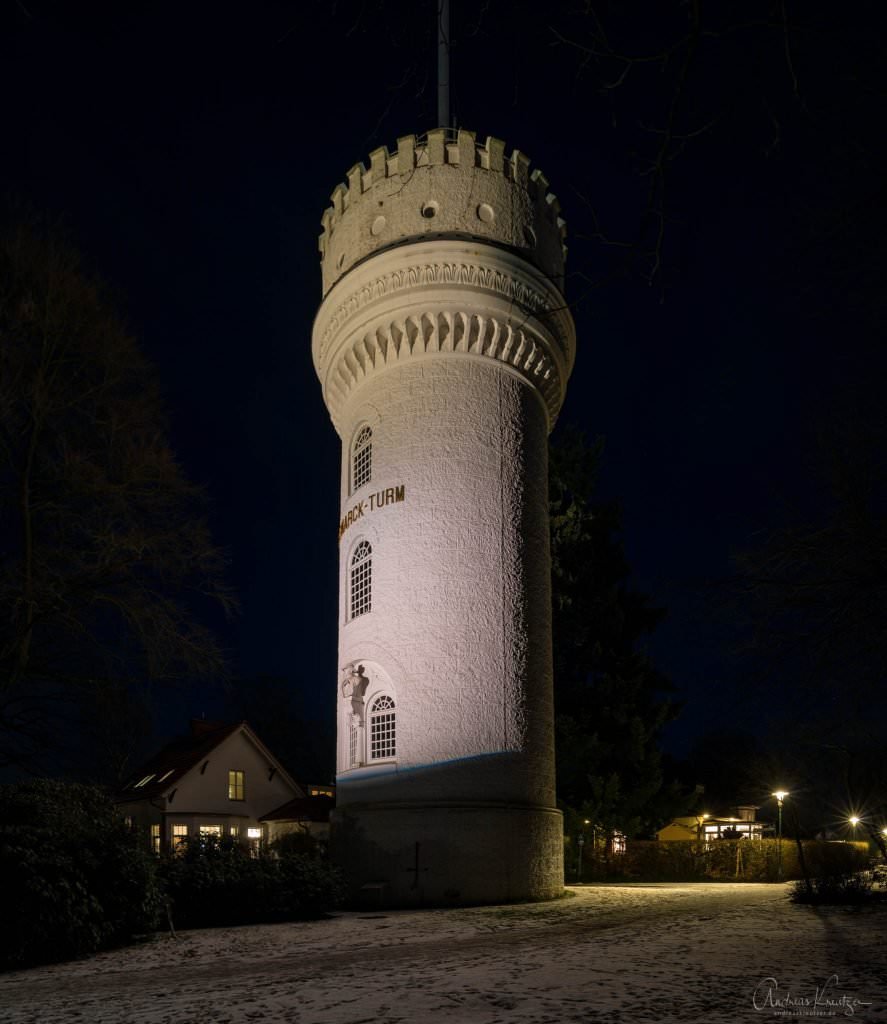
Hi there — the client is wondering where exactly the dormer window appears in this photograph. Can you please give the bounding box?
[228,770,245,801]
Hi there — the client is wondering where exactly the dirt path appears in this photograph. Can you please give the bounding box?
[1,884,884,1024]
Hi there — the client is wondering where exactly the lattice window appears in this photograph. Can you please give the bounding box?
[350,540,372,618]
[352,426,373,492]
[228,769,245,801]
[349,717,359,767]
[369,695,396,760]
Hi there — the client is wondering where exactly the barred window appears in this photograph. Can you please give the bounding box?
[350,540,372,618]
[352,426,372,492]
[369,695,396,760]
[349,716,359,767]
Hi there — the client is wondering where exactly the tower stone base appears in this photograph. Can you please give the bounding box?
[331,803,564,907]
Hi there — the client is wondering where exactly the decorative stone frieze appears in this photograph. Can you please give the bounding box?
[313,239,575,432]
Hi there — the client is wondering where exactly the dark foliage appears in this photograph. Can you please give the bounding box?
[549,428,690,836]
[727,414,887,858]
[791,868,885,906]
[0,218,235,776]
[160,835,345,930]
[570,838,868,885]
[223,675,335,784]
[0,779,161,970]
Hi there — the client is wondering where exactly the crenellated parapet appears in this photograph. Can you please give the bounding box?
[318,129,567,296]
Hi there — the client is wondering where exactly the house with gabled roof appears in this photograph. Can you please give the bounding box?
[657,806,767,843]
[117,719,305,855]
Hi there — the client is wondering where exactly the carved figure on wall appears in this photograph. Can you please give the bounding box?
[342,663,369,724]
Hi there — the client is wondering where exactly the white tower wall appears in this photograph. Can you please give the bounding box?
[312,130,576,904]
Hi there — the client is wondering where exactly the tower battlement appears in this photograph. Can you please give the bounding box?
[319,128,567,295]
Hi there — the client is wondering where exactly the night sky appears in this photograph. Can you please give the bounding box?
[4,1,885,763]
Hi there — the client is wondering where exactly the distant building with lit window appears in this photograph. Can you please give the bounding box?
[657,806,766,842]
[116,719,314,855]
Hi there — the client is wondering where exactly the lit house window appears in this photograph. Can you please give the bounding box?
[246,826,262,858]
[352,425,372,492]
[151,824,161,855]
[369,695,396,760]
[228,770,245,801]
[350,540,372,618]
[229,825,240,839]
[171,824,188,851]
[199,825,222,838]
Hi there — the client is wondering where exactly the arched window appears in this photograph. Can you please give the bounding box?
[349,540,372,619]
[369,695,396,760]
[351,425,372,492]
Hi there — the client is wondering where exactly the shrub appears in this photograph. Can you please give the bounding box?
[0,779,161,970]
[567,838,870,884]
[791,873,882,905]
[160,837,345,929]
[791,842,879,904]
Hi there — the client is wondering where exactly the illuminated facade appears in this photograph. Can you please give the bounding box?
[657,806,766,843]
[116,719,303,855]
[312,129,576,904]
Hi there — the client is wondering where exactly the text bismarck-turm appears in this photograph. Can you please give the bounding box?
[339,485,405,541]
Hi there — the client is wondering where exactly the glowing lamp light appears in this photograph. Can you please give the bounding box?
[848,816,860,827]
[771,791,789,882]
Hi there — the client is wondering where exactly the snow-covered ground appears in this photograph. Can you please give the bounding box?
[2,883,885,1023]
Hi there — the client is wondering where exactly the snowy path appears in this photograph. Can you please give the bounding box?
[1,883,885,1023]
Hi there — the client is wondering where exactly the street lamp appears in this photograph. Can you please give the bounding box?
[578,819,595,883]
[577,831,586,883]
[772,791,789,882]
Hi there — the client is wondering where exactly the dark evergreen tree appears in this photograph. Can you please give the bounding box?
[549,428,689,837]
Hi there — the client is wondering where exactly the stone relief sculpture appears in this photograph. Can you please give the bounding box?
[342,663,369,724]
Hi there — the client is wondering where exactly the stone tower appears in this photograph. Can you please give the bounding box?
[312,128,576,905]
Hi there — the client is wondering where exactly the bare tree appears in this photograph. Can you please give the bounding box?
[0,218,235,773]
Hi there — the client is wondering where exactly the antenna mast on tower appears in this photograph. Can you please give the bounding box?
[437,0,451,129]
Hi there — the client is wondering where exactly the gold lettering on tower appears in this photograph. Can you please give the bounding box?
[338,485,406,541]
